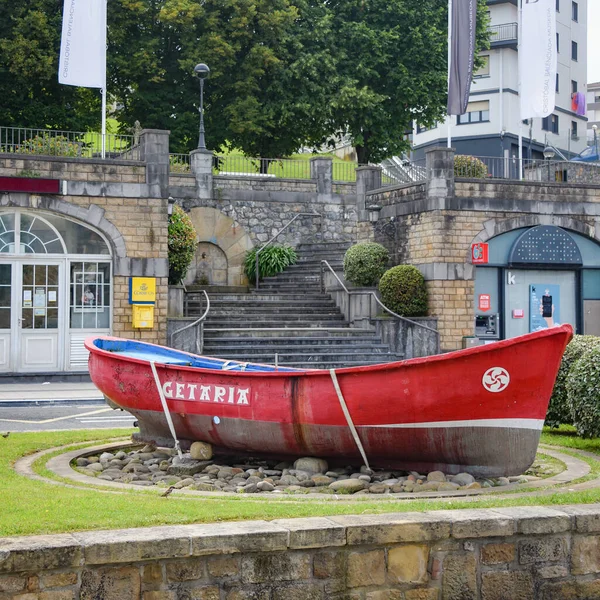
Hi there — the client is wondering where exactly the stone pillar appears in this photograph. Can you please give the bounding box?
[425,146,455,204]
[356,165,382,213]
[191,149,214,200]
[310,157,333,197]
[139,129,170,198]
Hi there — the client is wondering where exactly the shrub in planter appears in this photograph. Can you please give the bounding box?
[168,205,197,285]
[244,245,297,283]
[378,265,428,317]
[566,344,600,438]
[343,242,389,287]
[546,335,600,428]
[454,155,488,178]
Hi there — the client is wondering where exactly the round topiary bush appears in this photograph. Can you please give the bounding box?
[454,155,488,178]
[378,265,428,317]
[343,242,389,287]
[168,205,197,285]
[566,344,600,438]
[546,335,600,428]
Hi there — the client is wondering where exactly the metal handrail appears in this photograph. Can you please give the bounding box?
[255,212,321,289]
[320,260,440,352]
[169,290,210,354]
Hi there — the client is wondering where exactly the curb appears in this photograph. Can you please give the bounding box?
[0,398,105,408]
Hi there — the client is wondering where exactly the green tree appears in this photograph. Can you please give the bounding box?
[0,0,100,130]
[325,0,490,164]
[110,0,335,158]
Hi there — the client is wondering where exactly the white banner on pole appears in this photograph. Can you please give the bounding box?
[519,0,556,119]
[59,0,106,89]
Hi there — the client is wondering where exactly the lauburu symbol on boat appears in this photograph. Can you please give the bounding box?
[482,367,510,393]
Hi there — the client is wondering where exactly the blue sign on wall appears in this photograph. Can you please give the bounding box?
[530,284,561,332]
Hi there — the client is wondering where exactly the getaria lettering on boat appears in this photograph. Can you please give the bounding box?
[162,382,251,405]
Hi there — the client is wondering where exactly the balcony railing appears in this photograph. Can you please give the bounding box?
[489,22,518,43]
[0,126,140,160]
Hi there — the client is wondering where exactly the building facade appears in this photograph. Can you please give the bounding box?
[413,0,588,162]
[586,81,600,144]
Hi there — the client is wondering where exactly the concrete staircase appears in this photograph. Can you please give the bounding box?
[185,242,403,369]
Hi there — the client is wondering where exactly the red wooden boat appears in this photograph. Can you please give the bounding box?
[85,324,572,477]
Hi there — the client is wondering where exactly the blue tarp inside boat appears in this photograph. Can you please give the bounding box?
[92,338,302,372]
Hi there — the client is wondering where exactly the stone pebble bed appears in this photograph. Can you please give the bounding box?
[73,442,545,495]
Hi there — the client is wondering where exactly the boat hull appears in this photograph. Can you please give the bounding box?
[86,324,572,477]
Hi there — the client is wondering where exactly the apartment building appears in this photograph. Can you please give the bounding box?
[413,0,588,162]
[587,80,600,143]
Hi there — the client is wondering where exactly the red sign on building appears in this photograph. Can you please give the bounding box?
[478,294,491,312]
[471,243,489,264]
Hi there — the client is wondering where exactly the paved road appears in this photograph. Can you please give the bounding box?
[0,403,137,432]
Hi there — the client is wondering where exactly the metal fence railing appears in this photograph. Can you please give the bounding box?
[213,155,312,179]
[489,22,518,43]
[169,153,191,173]
[0,126,140,160]
[332,161,360,182]
[454,155,600,184]
[380,157,427,185]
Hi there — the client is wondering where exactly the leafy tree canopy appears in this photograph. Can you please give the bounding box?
[0,0,489,162]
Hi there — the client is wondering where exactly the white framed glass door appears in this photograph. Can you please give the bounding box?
[0,263,12,371]
[17,261,64,372]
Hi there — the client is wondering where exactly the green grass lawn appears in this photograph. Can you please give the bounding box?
[2,428,600,538]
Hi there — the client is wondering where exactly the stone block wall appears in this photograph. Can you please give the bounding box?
[2,506,600,599]
[0,155,146,183]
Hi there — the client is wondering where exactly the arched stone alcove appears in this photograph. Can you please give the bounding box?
[187,207,254,286]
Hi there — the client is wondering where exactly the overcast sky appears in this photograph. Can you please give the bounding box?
[589,2,600,83]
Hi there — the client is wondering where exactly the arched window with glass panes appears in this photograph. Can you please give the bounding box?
[0,210,112,337]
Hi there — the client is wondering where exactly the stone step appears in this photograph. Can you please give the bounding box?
[295,241,351,252]
[206,315,344,329]
[203,328,373,338]
[206,307,343,316]
[187,293,329,302]
[198,298,337,307]
[204,342,392,353]
[202,334,382,344]
[206,352,401,365]
[251,284,322,292]
[260,275,321,283]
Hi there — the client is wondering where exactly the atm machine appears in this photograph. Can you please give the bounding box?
[475,313,500,340]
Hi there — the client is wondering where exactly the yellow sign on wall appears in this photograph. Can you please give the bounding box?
[132,304,154,328]
[129,277,156,304]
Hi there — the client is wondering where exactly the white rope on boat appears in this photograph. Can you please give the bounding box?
[329,368,370,471]
[149,361,183,459]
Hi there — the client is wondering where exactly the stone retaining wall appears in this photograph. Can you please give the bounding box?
[2,505,600,599]
[0,155,146,183]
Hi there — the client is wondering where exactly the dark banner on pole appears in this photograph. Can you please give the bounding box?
[447,0,477,115]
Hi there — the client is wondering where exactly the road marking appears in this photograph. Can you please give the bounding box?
[0,408,112,424]
[78,418,135,423]
[77,417,135,422]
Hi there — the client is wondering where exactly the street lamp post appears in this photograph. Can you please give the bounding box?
[593,124,598,155]
[543,140,555,182]
[194,63,210,150]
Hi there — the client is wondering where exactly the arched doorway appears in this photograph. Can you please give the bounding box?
[0,210,112,372]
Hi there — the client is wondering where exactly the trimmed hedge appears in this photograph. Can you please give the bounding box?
[343,242,389,287]
[454,155,488,179]
[567,344,600,438]
[378,265,428,317]
[168,205,197,285]
[546,335,600,428]
[244,245,297,283]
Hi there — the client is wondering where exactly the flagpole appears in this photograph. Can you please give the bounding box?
[518,0,523,179]
[447,0,452,148]
[101,87,106,159]
[101,0,107,159]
